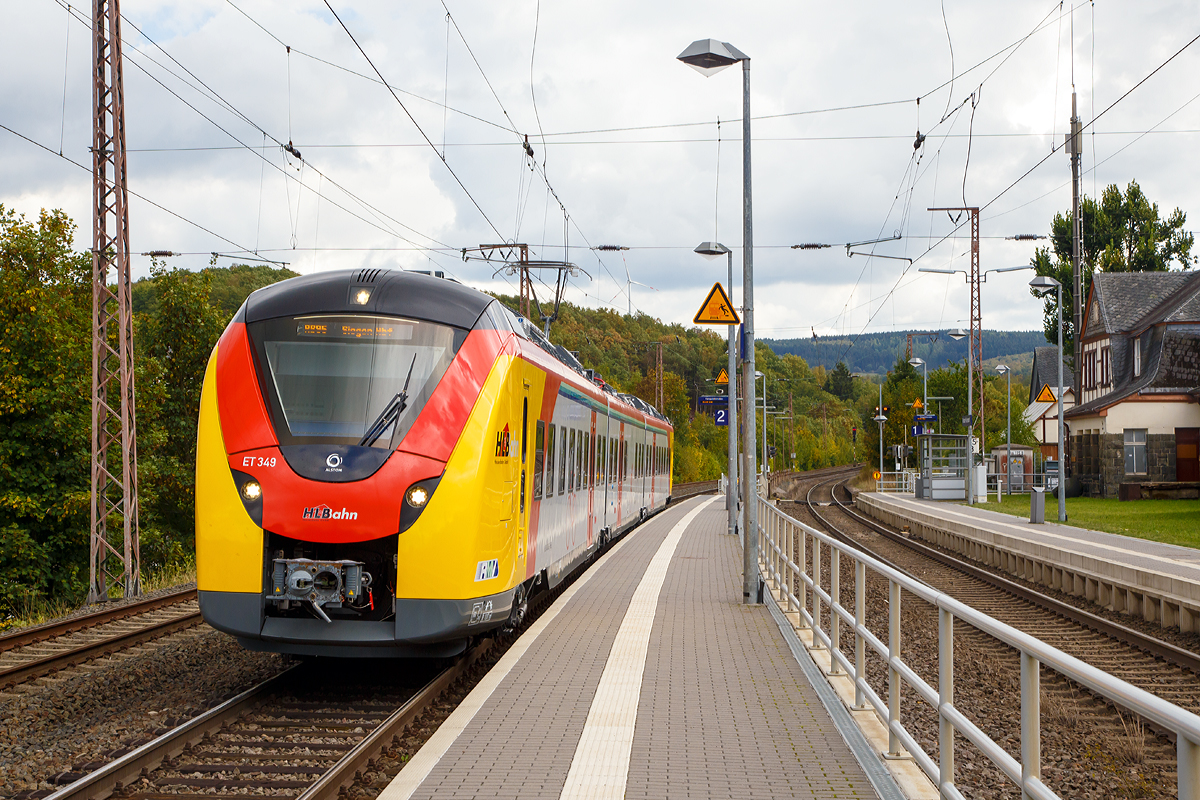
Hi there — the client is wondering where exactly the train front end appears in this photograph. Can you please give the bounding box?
[196,269,522,658]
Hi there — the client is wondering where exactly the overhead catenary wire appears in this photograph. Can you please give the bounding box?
[831,26,1200,365]
[52,0,459,265]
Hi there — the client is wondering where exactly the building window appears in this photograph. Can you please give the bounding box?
[1085,351,1097,390]
[1100,346,1111,387]
[1124,429,1147,475]
[1133,337,1142,377]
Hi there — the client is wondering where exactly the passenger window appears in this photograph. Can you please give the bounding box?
[560,430,568,495]
[546,425,556,498]
[568,429,576,493]
[533,420,544,500]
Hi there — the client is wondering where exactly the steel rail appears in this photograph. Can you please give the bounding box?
[0,587,197,653]
[43,638,493,800]
[813,477,1200,677]
[757,484,1200,799]
[43,667,297,800]
[0,608,204,689]
[297,639,493,800]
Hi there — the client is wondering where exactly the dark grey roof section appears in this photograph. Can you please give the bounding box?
[244,268,492,329]
[1068,328,1200,417]
[1029,346,1073,404]
[1091,272,1195,335]
[1163,280,1200,323]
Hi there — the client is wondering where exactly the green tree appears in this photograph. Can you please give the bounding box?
[825,360,854,400]
[134,260,228,568]
[0,207,93,609]
[1032,180,1194,351]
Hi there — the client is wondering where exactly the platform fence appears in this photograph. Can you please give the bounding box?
[751,492,1200,800]
[875,471,916,493]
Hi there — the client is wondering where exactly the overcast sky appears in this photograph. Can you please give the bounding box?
[3,1,1199,344]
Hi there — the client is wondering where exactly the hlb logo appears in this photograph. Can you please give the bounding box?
[301,504,359,520]
[495,424,511,458]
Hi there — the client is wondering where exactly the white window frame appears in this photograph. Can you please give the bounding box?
[1124,428,1148,475]
[1133,336,1142,377]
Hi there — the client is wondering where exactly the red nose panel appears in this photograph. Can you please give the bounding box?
[231,447,444,543]
[216,322,277,454]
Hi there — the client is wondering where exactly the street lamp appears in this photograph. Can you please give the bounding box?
[948,327,974,505]
[996,364,1012,497]
[696,241,737,537]
[918,264,1036,281]
[908,356,928,413]
[1030,274,1066,522]
[680,38,758,604]
[873,378,887,484]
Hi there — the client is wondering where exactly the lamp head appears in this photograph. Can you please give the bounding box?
[677,39,748,76]
[908,357,925,368]
[948,328,968,341]
[694,241,731,259]
[995,364,1010,375]
[1029,274,1060,296]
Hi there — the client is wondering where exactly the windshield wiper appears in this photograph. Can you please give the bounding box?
[358,354,418,448]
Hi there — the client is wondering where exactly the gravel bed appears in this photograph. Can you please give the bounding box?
[4,582,198,637]
[781,498,1175,800]
[0,623,284,797]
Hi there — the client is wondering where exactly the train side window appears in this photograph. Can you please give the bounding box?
[575,431,582,491]
[567,429,575,494]
[533,421,545,500]
[546,424,556,498]
[591,432,597,487]
[598,436,606,485]
[559,429,568,495]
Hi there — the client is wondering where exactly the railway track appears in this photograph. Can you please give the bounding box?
[671,479,719,500]
[0,589,203,690]
[798,474,1200,723]
[41,642,490,800]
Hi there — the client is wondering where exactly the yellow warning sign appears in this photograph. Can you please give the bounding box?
[873,470,881,481]
[911,398,924,409]
[1035,384,1056,404]
[693,282,741,325]
[715,368,729,385]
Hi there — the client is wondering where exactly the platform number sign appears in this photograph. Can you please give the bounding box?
[714,407,728,426]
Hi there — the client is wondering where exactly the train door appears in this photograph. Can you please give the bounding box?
[518,390,529,577]
[588,411,597,547]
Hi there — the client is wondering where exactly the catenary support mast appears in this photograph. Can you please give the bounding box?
[89,0,141,602]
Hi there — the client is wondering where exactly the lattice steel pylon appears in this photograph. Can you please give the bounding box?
[931,206,984,448]
[88,0,140,603]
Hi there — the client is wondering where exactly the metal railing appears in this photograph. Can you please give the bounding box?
[875,471,916,493]
[754,494,1200,799]
[988,472,1060,495]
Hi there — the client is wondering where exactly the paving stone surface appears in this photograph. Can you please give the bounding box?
[405,499,878,799]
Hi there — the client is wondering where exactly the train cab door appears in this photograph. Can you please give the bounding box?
[518,389,530,577]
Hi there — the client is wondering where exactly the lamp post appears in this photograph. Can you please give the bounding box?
[755,370,767,474]
[947,328,974,504]
[874,381,887,483]
[696,241,737,536]
[908,356,927,413]
[680,39,757,603]
[996,364,1011,496]
[1030,275,1066,522]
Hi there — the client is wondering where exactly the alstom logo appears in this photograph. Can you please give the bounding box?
[302,504,358,520]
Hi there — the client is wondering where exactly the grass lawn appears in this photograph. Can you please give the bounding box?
[977,493,1200,550]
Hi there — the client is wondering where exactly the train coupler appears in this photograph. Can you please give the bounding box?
[267,558,372,622]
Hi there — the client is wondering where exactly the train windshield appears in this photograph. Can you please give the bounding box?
[248,314,465,447]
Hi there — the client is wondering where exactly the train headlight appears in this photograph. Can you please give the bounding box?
[241,480,262,501]
[406,485,429,508]
[352,288,371,305]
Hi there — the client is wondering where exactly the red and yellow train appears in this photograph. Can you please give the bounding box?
[196,268,673,657]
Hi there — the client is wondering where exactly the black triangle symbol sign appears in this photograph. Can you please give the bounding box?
[693,282,741,324]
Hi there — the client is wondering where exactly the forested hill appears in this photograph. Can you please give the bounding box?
[763,330,1046,376]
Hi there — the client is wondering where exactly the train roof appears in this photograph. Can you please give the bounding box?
[243,268,492,330]
[243,268,670,425]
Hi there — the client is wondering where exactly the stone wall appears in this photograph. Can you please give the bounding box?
[1098,432,1177,496]
[1149,433,1177,482]
[1099,433,1122,498]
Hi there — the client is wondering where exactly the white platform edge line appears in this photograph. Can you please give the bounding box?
[378,497,705,800]
[559,496,717,800]
[878,494,1200,573]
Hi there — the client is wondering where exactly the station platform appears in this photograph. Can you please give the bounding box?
[858,492,1200,633]
[381,495,899,800]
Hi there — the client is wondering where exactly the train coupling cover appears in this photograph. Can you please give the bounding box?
[268,558,372,622]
